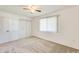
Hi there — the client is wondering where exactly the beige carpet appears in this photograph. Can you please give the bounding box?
[0,36,78,53]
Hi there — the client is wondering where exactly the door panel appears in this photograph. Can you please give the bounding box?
[19,20,31,38]
[0,18,12,43]
[0,17,31,43]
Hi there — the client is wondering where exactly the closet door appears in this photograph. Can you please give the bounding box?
[0,18,13,43]
[19,20,31,38]
[9,18,19,40]
[0,17,31,43]
[0,17,20,43]
[26,21,31,37]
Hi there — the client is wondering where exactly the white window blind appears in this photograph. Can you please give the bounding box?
[40,16,57,32]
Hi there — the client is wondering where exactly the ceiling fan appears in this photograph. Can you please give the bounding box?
[23,5,41,13]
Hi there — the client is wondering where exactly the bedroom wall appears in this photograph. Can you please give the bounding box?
[32,6,79,49]
[0,10,31,43]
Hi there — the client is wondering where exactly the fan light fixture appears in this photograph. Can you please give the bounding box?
[23,5,41,13]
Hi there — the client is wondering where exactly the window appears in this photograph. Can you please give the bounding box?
[40,16,57,32]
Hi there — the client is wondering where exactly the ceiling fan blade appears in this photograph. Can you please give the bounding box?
[36,10,41,12]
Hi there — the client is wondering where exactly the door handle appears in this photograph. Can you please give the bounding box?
[6,30,10,32]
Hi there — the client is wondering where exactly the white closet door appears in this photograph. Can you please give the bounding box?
[0,17,31,43]
[0,18,12,43]
[25,21,31,37]
[9,19,19,40]
[0,17,20,43]
[19,20,31,38]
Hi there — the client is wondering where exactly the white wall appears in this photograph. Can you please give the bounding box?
[32,6,79,49]
[0,11,31,43]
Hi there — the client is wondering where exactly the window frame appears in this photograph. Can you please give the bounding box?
[39,15,58,33]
